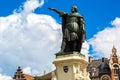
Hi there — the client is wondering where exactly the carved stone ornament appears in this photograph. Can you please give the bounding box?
[63,66,68,73]
[100,75,111,80]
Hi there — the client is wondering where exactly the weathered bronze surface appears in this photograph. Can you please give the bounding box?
[49,6,86,55]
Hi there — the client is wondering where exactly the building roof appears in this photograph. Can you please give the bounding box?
[35,71,53,80]
[24,74,34,80]
[87,58,111,78]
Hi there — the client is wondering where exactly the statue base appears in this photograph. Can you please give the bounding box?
[53,53,90,80]
[56,51,85,57]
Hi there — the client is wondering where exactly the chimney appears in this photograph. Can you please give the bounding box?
[102,57,105,62]
[89,56,93,63]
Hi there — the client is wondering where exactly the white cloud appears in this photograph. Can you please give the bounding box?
[0,13,61,75]
[88,17,120,58]
[23,0,44,13]
[23,67,38,75]
[81,41,89,60]
[0,74,12,80]
[112,17,120,27]
[23,67,33,75]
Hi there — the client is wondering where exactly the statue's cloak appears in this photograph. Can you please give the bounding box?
[61,13,85,52]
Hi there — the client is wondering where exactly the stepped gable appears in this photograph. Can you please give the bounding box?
[13,66,34,80]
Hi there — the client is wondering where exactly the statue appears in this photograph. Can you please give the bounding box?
[49,6,86,54]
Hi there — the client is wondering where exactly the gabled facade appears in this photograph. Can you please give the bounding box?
[13,66,34,80]
[109,46,120,80]
[87,46,120,80]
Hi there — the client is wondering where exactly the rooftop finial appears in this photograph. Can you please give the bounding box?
[18,66,21,69]
[112,45,117,54]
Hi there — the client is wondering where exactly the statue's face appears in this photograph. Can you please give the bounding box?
[71,7,75,13]
[71,6,77,13]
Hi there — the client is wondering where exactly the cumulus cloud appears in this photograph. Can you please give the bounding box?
[0,74,12,80]
[88,17,120,58]
[23,67,36,75]
[0,12,61,75]
[23,0,44,13]
[81,41,89,60]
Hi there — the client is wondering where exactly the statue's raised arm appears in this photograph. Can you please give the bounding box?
[48,8,67,16]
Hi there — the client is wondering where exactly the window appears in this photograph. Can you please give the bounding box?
[18,75,20,78]
[89,72,92,77]
[114,65,119,75]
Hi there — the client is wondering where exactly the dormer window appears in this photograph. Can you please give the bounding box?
[113,65,119,75]
[17,74,21,79]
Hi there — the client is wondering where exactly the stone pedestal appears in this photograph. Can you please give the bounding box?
[53,53,90,80]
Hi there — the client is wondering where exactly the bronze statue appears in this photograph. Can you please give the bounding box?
[49,6,86,53]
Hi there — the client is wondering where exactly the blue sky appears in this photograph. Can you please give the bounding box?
[0,0,120,79]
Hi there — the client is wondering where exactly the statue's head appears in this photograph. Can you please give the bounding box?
[71,6,78,13]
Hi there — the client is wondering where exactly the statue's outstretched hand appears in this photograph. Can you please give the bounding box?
[48,8,55,10]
